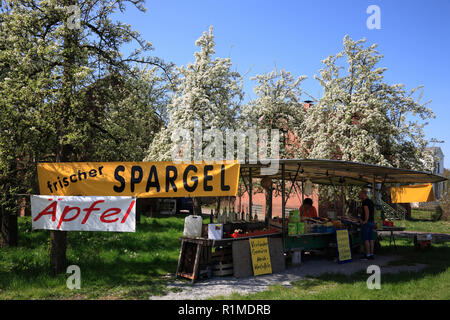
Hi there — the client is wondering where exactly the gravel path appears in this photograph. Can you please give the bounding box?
[150,255,427,300]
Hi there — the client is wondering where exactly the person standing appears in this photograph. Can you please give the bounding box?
[300,198,318,220]
[359,189,375,260]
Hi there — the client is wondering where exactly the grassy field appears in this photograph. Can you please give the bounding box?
[212,209,450,300]
[213,238,450,300]
[0,211,448,300]
[404,210,450,234]
[0,215,186,299]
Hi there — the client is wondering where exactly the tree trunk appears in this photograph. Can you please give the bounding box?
[136,198,141,224]
[49,0,76,274]
[1,206,18,247]
[50,230,67,275]
[215,197,221,215]
[193,197,202,215]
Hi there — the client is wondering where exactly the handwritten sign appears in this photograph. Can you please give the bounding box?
[335,229,352,263]
[249,237,272,276]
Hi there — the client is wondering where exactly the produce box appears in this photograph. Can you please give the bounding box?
[297,222,305,235]
[288,222,298,236]
[289,210,300,223]
[208,223,223,240]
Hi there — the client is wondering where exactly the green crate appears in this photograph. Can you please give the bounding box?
[297,222,305,235]
[288,223,297,236]
[289,210,300,223]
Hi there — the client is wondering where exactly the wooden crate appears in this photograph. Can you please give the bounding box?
[212,262,233,276]
[211,247,233,276]
[176,239,212,283]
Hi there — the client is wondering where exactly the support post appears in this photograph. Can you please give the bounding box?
[249,167,253,217]
[281,163,286,251]
[301,179,305,218]
[373,176,377,202]
[342,184,347,216]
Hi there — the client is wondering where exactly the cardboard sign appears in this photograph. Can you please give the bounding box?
[31,195,135,232]
[37,161,240,198]
[249,237,272,276]
[335,229,352,263]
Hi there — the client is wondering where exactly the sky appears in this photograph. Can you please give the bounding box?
[114,0,450,168]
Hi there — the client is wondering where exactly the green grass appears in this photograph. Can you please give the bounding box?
[0,213,449,300]
[402,210,450,234]
[213,238,450,300]
[0,215,188,300]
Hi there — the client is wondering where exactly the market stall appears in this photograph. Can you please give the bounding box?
[176,159,447,282]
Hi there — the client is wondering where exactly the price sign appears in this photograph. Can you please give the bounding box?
[249,237,272,276]
[335,229,352,263]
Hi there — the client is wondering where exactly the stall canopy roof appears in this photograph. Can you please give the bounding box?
[239,159,447,186]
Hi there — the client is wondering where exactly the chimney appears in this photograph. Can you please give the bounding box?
[303,100,314,109]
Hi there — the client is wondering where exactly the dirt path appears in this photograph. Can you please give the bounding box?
[150,255,427,300]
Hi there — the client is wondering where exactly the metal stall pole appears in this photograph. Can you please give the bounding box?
[373,175,377,203]
[301,179,305,219]
[281,163,286,252]
[249,167,253,218]
[342,184,347,216]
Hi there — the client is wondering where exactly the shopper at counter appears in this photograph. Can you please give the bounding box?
[359,189,375,260]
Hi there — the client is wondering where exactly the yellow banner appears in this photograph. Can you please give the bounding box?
[249,237,272,276]
[37,161,240,198]
[391,183,435,203]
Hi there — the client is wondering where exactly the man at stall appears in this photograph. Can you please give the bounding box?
[300,198,318,220]
[359,189,375,260]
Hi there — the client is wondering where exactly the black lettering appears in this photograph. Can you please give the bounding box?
[145,165,160,192]
[57,177,63,188]
[166,166,178,192]
[98,166,104,175]
[113,165,126,193]
[220,164,230,191]
[183,165,198,193]
[70,174,77,183]
[53,181,58,191]
[130,166,143,192]
[62,177,69,187]
[203,165,213,191]
[47,181,53,193]
[78,170,86,181]
[89,169,97,177]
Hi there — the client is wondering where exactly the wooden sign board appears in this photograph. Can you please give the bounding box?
[249,237,272,276]
[335,229,352,264]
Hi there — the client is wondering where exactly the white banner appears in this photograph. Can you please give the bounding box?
[31,195,136,232]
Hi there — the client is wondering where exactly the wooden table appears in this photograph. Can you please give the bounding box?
[378,227,405,250]
[176,233,282,283]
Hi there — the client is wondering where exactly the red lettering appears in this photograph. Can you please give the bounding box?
[121,200,135,224]
[100,208,121,223]
[81,200,104,224]
[58,205,81,229]
[33,201,58,222]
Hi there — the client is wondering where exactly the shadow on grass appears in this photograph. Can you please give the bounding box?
[0,215,186,297]
[408,218,433,222]
[301,240,450,291]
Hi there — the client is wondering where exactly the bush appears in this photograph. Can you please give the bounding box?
[431,206,443,221]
